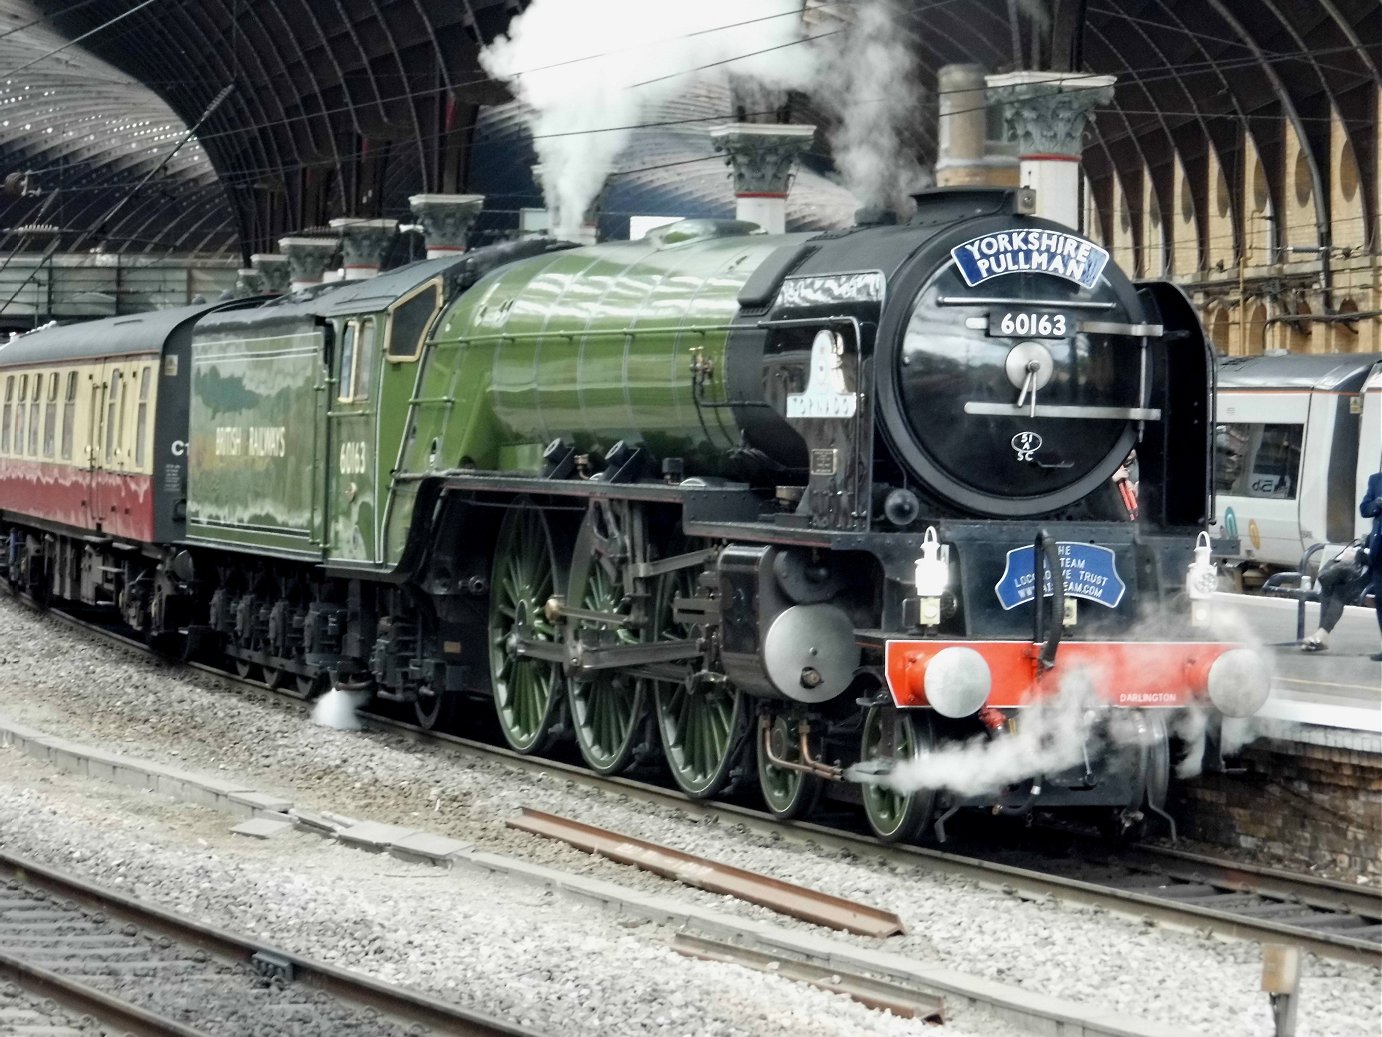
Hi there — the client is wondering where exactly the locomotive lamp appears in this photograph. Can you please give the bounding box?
[1185,531,1218,627]
[914,526,950,627]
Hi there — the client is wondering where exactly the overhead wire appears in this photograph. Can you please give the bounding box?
[0,1,1373,256]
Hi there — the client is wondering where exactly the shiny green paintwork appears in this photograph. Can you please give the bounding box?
[385,229,802,565]
[186,320,326,558]
[188,264,451,569]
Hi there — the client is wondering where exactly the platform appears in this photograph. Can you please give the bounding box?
[1211,592,1381,743]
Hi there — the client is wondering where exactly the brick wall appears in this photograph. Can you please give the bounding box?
[1170,740,1382,880]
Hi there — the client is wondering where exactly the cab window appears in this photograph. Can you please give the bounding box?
[354,318,375,400]
[387,282,441,361]
[337,318,375,402]
[336,322,357,402]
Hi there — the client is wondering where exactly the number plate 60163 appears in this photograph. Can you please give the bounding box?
[988,309,1071,339]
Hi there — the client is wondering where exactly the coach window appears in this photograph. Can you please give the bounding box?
[16,374,28,455]
[386,281,441,362]
[135,365,151,466]
[336,321,358,402]
[43,372,57,457]
[105,368,122,462]
[1,375,12,453]
[27,373,40,455]
[61,371,76,460]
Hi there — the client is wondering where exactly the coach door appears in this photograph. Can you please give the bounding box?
[326,316,378,564]
[85,367,108,530]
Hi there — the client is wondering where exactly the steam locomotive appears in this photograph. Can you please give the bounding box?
[0,186,1270,842]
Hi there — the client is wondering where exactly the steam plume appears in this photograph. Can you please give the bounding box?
[480,0,817,238]
[814,2,931,212]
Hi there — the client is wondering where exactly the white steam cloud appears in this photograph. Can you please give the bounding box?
[864,600,1277,799]
[480,1,931,237]
[312,686,369,731]
[480,0,817,238]
[814,1,931,212]
[864,673,1130,799]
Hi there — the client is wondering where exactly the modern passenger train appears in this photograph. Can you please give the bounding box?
[1213,353,1382,576]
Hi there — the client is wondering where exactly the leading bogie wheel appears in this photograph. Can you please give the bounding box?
[1101,709,1170,842]
[859,705,937,843]
[414,684,459,731]
[488,502,568,754]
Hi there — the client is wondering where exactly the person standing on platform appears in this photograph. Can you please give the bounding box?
[1363,470,1382,662]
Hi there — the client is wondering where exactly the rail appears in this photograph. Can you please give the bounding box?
[508,808,906,938]
[0,849,537,1037]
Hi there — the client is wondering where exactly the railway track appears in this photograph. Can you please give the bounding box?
[0,848,533,1037]
[17,594,1382,969]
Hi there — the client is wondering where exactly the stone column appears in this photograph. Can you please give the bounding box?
[250,253,291,295]
[329,217,398,279]
[936,64,1019,189]
[984,71,1115,229]
[708,124,815,235]
[278,237,338,292]
[408,194,484,258]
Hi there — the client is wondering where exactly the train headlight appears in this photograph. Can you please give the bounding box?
[1185,531,1217,626]
[1206,648,1270,718]
[913,526,950,626]
[924,646,991,718]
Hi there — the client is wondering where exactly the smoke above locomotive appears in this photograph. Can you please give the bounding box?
[480,0,930,236]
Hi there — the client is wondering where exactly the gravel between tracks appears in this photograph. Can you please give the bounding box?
[0,594,1378,1037]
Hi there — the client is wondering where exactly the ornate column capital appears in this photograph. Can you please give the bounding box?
[329,217,398,279]
[708,123,816,196]
[235,267,264,297]
[249,253,290,295]
[277,236,338,290]
[984,72,1115,157]
[407,194,484,257]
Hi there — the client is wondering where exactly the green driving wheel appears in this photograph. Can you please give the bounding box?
[569,562,648,774]
[859,705,937,843]
[655,673,748,798]
[652,560,747,797]
[489,503,567,754]
[756,713,822,820]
